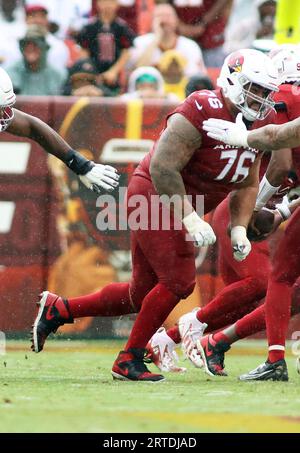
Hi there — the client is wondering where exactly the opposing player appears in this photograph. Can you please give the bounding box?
[203,45,300,380]
[31,49,280,382]
[0,67,119,193]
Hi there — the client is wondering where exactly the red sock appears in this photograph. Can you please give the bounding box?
[211,331,230,344]
[265,280,292,363]
[125,283,179,350]
[67,283,134,318]
[235,305,266,340]
[166,325,181,344]
[196,277,266,331]
[205,299,261,333]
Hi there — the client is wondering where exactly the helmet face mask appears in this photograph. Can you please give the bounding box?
[238,78,276,121]
[0,105,14,132]
[0,67,16,131]
[217,49,279,122]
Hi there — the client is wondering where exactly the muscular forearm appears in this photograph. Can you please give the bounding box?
[248,117,300,151]
[230,185,258,228]
[265,149,292,186]
[8,110,92,174]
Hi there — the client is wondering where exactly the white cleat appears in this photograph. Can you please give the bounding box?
[146,327,187,373]
[178,309,207,368]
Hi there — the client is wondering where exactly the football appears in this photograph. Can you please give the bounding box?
[247,208,275,242]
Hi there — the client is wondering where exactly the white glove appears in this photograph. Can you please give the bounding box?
[183,211,216,247]
[202,113,249,148]
[231,226,251,261]
[79,163,119,194]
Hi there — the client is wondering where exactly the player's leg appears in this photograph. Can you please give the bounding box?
[197,197,269,330]
[31,175,157,353]
[112,206,197,381]
[239,210,300,381]
[177,198,270,365]
[198,271,300,377]
[31,234,157,353]
[198,304,266,376]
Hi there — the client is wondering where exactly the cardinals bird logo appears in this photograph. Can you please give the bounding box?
[228,52,244,73]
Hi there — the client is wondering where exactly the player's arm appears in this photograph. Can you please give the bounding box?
[255,148,292,211]
[203,113,300,151]
[150,113,200,218]
[229,154,262,261]
[7,109,119,193]
[150,113,216,247]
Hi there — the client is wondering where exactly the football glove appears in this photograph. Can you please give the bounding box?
[183,211,216,247]
[79,163,119,194]
[231,225,251,261]
[203,113,249,148]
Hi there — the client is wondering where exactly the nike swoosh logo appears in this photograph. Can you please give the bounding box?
[46,310,55,321]
[195,100,203,111]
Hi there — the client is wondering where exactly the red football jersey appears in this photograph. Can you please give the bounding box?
[274,84,300,180]
[136,88,276,214]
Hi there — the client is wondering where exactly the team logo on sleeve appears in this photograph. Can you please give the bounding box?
[228,52,244,73]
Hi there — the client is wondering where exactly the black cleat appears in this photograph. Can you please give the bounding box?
[197,334,231,376]
[239,359,289,381]
[111,348,165,382]
[31,291,73,352]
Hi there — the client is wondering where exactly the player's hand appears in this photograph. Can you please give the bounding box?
[203,113,249,148]
[79,163,119,193]
[183,211,216,247]
[231,226,251,261]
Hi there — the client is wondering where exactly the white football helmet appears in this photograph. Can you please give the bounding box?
[0,67,16,131]
[270,44,300,83]
[217,48,279,121]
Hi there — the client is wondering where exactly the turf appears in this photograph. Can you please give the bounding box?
[0,339,300,433]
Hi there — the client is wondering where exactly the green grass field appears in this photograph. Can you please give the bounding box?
[0,339,300,433]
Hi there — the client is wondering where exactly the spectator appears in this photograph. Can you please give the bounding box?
[185,74,214,97]
[25,0,92,39]
[172,0,232,68]
[92,0,139,34]
[6,25,65,95]
[121,66,178,100]
[0,0,26,67]
[24,4,70,74]
[157,50,188,101]
[63,58,116,96]
[224,0,277,55]
[129,3,206,78]
[76,0,136,94]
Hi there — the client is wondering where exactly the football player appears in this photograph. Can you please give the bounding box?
[0,67,119,193]
[147,46,300,376]
[203,45,300,380]
[31,49,280,382]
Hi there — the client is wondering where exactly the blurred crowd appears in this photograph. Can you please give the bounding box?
[0,0,277,100]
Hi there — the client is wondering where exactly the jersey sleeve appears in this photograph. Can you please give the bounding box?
[170,91,211,131]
